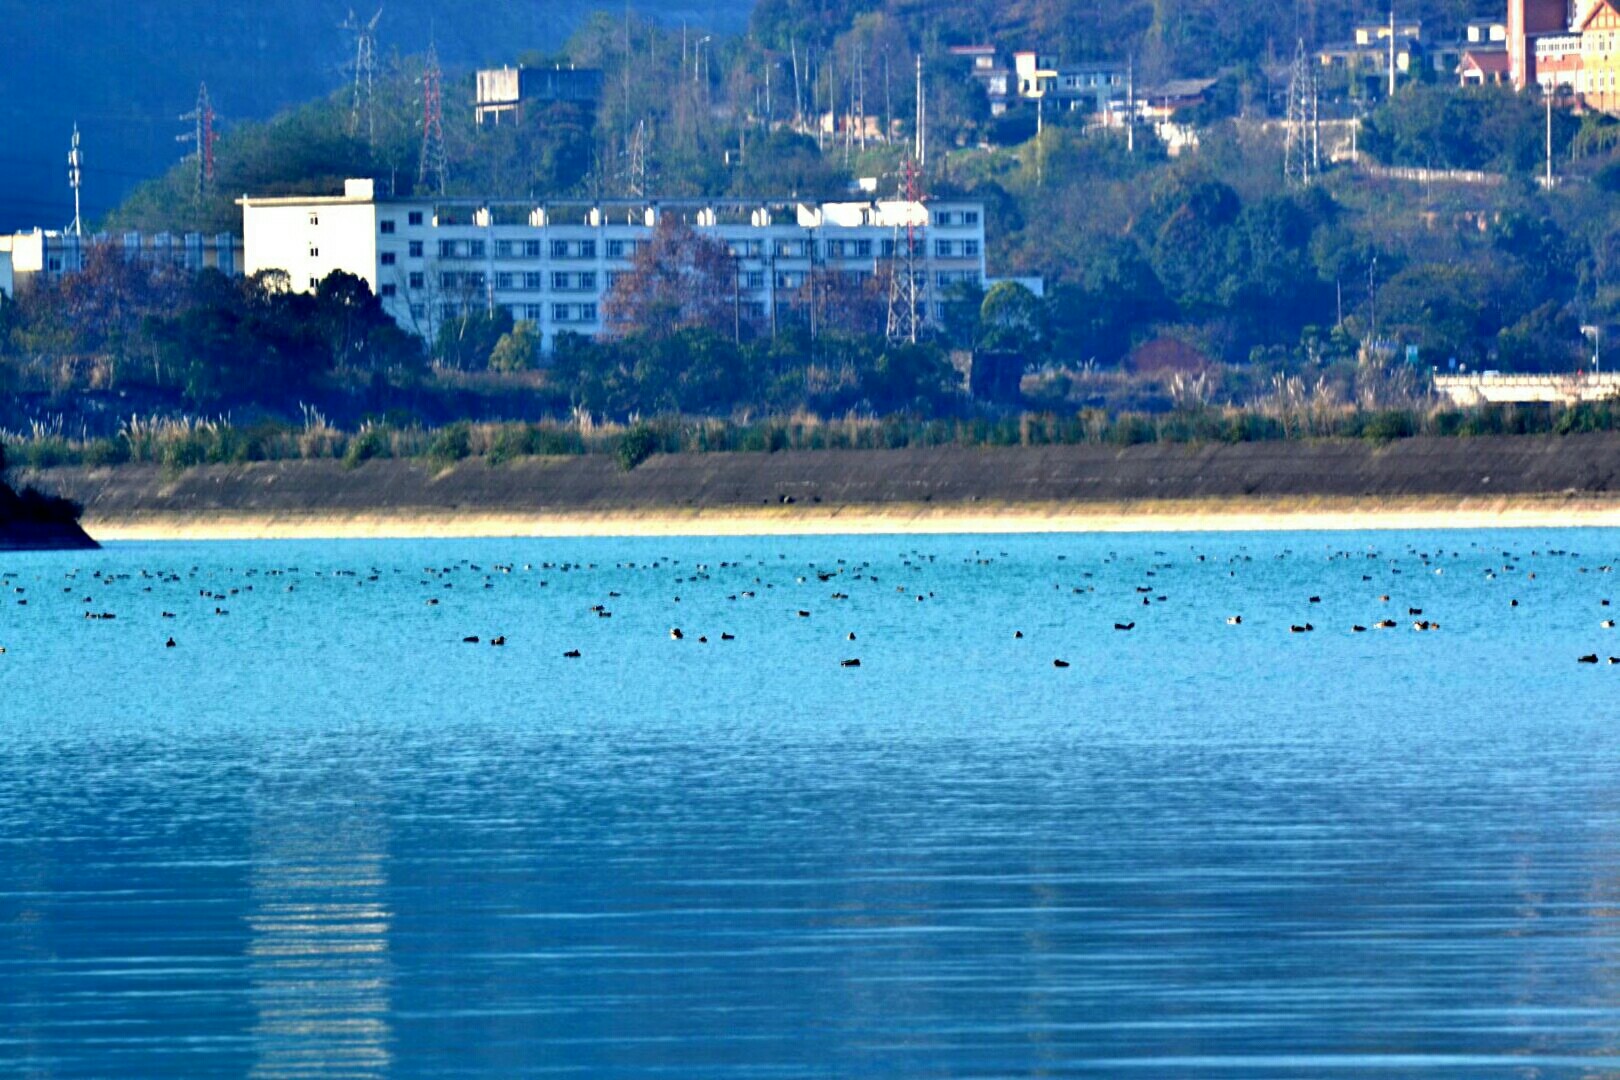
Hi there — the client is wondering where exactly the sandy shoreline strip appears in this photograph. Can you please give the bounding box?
[81,497,1620,540]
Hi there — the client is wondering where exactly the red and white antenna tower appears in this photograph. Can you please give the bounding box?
[178,83,218,200]
[419,42,448,195]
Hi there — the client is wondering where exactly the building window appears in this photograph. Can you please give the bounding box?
[380,219,396,234]
[381,251,397,266]
[579,240,596,259]
[964,211,980,225]
[468,240,486,258]
[607,239,626,258]
[408,272,425,289]
[409,240,424,258]
[524,304,543,320]
[495,240,515,257]
[826,240,846,258]
[523,240,542,258]
[552,303,570,321]
[935,240,954,257]
[963,240,980,257]
[310,277,320,290]
[441,303,459,319]
[308,212,319,226]
[578,272,597,290]
[552,271,570,290]
[580,303,597,322]
[408,211,424,226]
[551,240,569,259]
[854,240,872,257]
[380,283,397,297]
[933,211,954,226]
[495,272,515,290]
[523,271,543,290]
[309,246,319,257]
[410,303,426,319]
[441,272,460,289]
[439,240,458,258]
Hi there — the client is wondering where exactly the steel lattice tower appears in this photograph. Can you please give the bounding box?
[419,42,448,195]
[1284,39,1320,188]
[178,83,218,200]
[885,157,925,344]
[341,8,382,145]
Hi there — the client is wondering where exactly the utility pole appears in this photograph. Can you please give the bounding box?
[177,83,218,202]
[1387,7,1396,99]
[67,124,83,238]
[1126,55,1135,154]
[1545,90,1554,189]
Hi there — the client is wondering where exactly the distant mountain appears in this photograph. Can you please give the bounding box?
[0,0,751,233]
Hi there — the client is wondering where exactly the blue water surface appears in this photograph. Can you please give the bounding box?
[3,530,1620,1077]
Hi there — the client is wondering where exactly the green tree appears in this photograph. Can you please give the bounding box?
[489,322,541,373]
[978,281,1046,355]
[434,307,514,370]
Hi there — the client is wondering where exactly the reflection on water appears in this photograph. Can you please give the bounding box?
[247,786,391,1077]
[4,532,1620,1076]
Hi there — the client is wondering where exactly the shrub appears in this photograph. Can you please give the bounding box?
[616,422,660,471]
[426,422,472,464]
[342,425,391,468]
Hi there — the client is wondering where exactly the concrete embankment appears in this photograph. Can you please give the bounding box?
[17,434,1620,538]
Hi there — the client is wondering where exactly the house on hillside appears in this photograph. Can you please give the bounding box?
[475,66,603,126]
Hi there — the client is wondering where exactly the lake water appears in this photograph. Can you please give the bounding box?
[3,531,1620,1077]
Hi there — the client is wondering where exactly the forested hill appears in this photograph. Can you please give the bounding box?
[748,0,1467,76]
[0,0,749,234]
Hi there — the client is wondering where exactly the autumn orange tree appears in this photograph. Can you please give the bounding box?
[603,217,739,339]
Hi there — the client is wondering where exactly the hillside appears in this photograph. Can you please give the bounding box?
[0,0,751,234]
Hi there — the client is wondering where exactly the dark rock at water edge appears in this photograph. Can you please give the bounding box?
[0,479,98,551]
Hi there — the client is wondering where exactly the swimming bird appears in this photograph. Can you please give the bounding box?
[1352,625,1366,632]
[1309,596,1321,603]
[1604,620,1615,629]
[1114,622,1135,631]
[698,636,708,643]
[1408,608,1423,616]
[563,649,581,658]
[797,610,810,618]
[1375,619,1397,629]
[463,636,480,644]
[670,628,683,640]
[1227,616,1242,625]
[165,638,176,648]
[1290,624,1313,633]
[1015,630,1024,638]
[842,658,862,667]
[1579,654,1599,664]
[1053,659,1070,668]
[847,632,857,641]
[491,636,506,646]
[721,633,735,641]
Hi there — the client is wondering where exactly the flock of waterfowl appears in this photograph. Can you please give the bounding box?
[0,541,1617,667]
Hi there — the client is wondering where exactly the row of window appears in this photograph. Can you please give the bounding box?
[400,299,958,330]
[383,267,976,297]
[389,236,980,263]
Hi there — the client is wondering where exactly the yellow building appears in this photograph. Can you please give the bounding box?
[1581,0,1620,113]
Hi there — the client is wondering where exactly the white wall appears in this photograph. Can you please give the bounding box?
[243,200,378,295]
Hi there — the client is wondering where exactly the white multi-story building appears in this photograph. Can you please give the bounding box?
[239,179,988,350]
